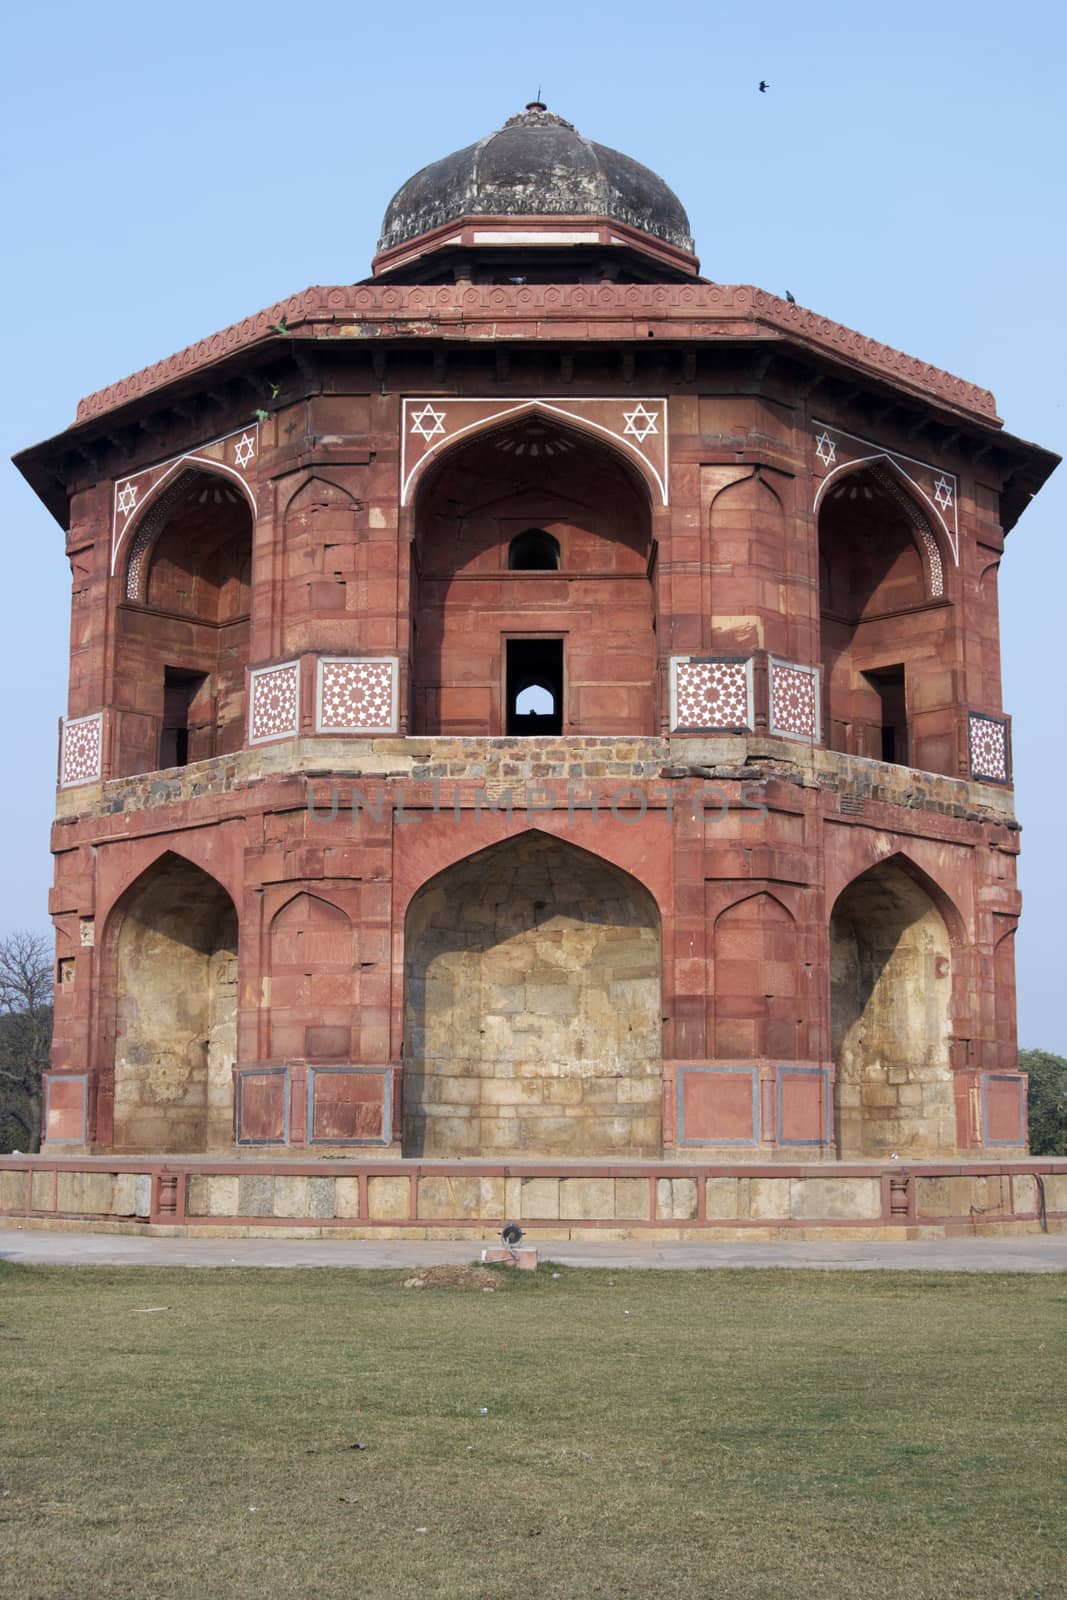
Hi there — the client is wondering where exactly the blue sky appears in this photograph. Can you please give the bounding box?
[1,0,1064,1046]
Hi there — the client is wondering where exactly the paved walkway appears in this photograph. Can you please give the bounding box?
[0,1229,1063,1272]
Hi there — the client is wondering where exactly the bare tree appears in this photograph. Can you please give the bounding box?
[0,931,53,1153]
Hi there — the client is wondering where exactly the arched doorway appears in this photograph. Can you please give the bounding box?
[109,855,238,1153]
[403,832,662,1157]
[818,463,950,774]
[114,469,253,777]
[410,416,656,735]
[829,857,955,1158]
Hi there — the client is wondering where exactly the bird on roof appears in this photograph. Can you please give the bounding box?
[759,80,769,92]
[785,290,796,304]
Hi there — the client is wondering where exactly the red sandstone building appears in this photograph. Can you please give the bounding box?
[9,104,1062,1232]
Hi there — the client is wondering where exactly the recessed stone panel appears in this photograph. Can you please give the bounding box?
[308,1068,389,1144]
[678,1066,757,1145]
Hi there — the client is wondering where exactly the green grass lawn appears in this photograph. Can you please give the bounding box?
[0,1261,1063,1600]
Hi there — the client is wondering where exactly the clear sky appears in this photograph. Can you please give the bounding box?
[1,0,1064,1046]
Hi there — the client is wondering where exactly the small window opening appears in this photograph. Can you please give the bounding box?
[506,639,563,735]
[160,667,208,769]
[864,666,907,766]
[508,529,560,571]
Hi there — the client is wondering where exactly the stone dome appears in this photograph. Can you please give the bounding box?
[378,104,694,256]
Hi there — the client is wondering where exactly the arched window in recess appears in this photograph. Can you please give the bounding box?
[508,529,560,570]
[507,639,563,735]
[818,463,950,774]
[113,467,253,777]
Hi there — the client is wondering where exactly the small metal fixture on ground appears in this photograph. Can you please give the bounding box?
[480,1223,539,1271]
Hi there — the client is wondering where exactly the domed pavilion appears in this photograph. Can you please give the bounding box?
[8,102,1061,1239]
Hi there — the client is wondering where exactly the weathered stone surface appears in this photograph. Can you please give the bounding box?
[789,1177,880,1220]
[308,1178,336,1219]
[559,1178,615,1219]
[187,1175,239,1217]
[274,1177,309,1218]
[0,1171,26,1209]
[31,1171,54,1211]
[404,832,661,1159]
[56,1171,114,1213]
[705,1177,740,1219]
[656,1177,697,1220]
[916,1175,1010,1218]
[367,1176,410,1220]
[747,1178,790,1220]
[614,1178,649,1220]
[238,1174,275,1217]
[333,1177,360,1218]
[519,1178,560,1219]
[111,1174,139,1216]
[417,1176,505,1220]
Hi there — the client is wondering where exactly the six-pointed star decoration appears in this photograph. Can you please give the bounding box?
[116,482,139,518]
[410,404,447,441]
[234,432,256,469]
[623,403,659,443]
[814,430,837,467]
[932,473,954,512]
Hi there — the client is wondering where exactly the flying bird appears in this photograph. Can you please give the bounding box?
[759,80,769,93]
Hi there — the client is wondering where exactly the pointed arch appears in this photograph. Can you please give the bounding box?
[268,890,356,1061]
[269,888,353,931]
[411,411,656,736]
[404,401,664,507]
[829,853,957,1158]
[712,889,801,1060]
[816,453,952,594]
[710,467,784,516]
[280,472,361,521]
[105,852,239,1154]
[403,829,662,1158]
[117,460,256,598]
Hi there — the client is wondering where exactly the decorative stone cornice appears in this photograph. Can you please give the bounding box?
[71,281,1000,426]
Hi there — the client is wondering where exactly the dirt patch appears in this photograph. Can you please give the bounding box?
[400,1265,501,1291]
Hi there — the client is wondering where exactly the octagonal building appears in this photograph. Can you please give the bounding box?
[11,104,1059,1232]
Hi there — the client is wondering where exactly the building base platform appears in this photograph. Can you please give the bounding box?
[1,1155,1065,1241]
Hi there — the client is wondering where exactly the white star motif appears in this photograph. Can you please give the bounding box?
[623,403,659,444]
[410,404,447,441]
[932,473,953,511]
[234,432,256,469]
[116,482,139,518]
[814,430,837,467]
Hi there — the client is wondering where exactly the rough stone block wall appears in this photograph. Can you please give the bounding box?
[404,832,661,1156]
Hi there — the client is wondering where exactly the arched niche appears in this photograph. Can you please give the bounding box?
[403,831,662,1157]
[829,856,956,1158]
[114,468,253,777]
[411,415,655,735]
[818,462,951,773]
[713,891,801,1059]
[109,854,238,1154]
[708,471,787,655]
[268,892,356,1061]
[281,477,364,645]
